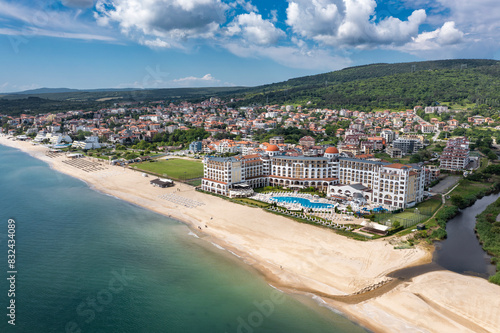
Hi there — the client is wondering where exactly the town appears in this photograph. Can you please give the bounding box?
[2,99,497,228]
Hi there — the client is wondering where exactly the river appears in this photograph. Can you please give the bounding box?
[433,192,499,278]
[390,193,498,281]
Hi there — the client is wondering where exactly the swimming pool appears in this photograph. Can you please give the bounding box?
[271,196,335,209]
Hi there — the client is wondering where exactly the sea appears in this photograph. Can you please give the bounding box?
[0,144,368,333]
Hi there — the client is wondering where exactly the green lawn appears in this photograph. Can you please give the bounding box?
[439,101,476,110]
[408,195,442,215]
[132,158,204,180]
[233,198,270,208]
[376,211,429,228]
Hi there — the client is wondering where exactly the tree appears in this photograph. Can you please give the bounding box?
[451,195,466,209]
[487,151,497,160]
[409,154,422,163]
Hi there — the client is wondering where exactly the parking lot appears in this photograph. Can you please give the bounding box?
[429,175,461,194]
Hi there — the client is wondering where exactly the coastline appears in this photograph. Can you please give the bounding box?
[2,137,500,333]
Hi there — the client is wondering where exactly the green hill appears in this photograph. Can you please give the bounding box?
[0,87,246,116]
[2,59,500,116]
[236,59,500,110]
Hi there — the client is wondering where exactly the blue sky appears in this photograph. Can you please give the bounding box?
[1,0,500,93]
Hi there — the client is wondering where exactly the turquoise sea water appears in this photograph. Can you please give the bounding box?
[0,144,368,333]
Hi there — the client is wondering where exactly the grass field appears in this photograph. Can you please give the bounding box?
[408,195,442,215]
[375,196,441,228]
[448,178,493,200]
[133,158,204,180]
[376,212,428,228]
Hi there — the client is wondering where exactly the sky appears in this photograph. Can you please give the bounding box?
[1,0,500,93]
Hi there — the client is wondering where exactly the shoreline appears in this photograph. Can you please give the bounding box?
[2,136,500,333]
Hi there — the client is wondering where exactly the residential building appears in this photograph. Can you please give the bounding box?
[386,146,403,158]
[269,136,284,145]
[299,136,315,148]
[392,137,424,155]
[440,137,470,170]
[380,130,396,144]
[189,141,203,153]
[34,132,72,145]
[72,136,101,150]
[423,165,440,186]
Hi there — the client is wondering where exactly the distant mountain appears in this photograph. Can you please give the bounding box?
[13,88,81,95]
[1,86,247,102]
[3,59,500,116]
[0,86,247,116]
[10,87,141,95]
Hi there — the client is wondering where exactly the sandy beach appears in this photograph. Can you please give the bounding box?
[2,136,500,333]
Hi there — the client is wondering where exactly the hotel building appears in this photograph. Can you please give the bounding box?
[202,145,425,208]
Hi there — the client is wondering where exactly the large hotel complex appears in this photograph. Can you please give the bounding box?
[202,144,425,209]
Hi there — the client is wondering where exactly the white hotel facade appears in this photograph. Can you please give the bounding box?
[202,145,425,208]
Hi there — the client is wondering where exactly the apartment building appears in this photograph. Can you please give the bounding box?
[423,165,440,185]
[392,137,424,155]
[440,137,470,170]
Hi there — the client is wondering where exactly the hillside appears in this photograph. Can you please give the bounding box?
[2,59,500,116]
[237,59,500,110]
[0,86,246,102]
[0,87,246,116]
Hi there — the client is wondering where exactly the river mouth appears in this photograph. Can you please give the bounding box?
[433,193,499,278]
[388,193,499,282]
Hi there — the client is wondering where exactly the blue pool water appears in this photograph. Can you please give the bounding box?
[271,196,335,209]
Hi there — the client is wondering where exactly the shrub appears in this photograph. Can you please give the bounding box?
[488,272,500,286]
[431,228,447,240]
[436,206,459,221]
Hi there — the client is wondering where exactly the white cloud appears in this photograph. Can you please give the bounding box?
[398,0,500,58]
[436,21,464,45]
[173,73,218,82]
[269,9,278,23]
[94,0,228,48]
[0,26,115,41]
[233,0,258,13]
[226,12,285,45]
[286,0,426,48]
[397,21,464,58]
[141,38,171,48]
[172,74,221,87]
[116,73,226,89]
[286,0,343,38]
[0,1,115,43]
